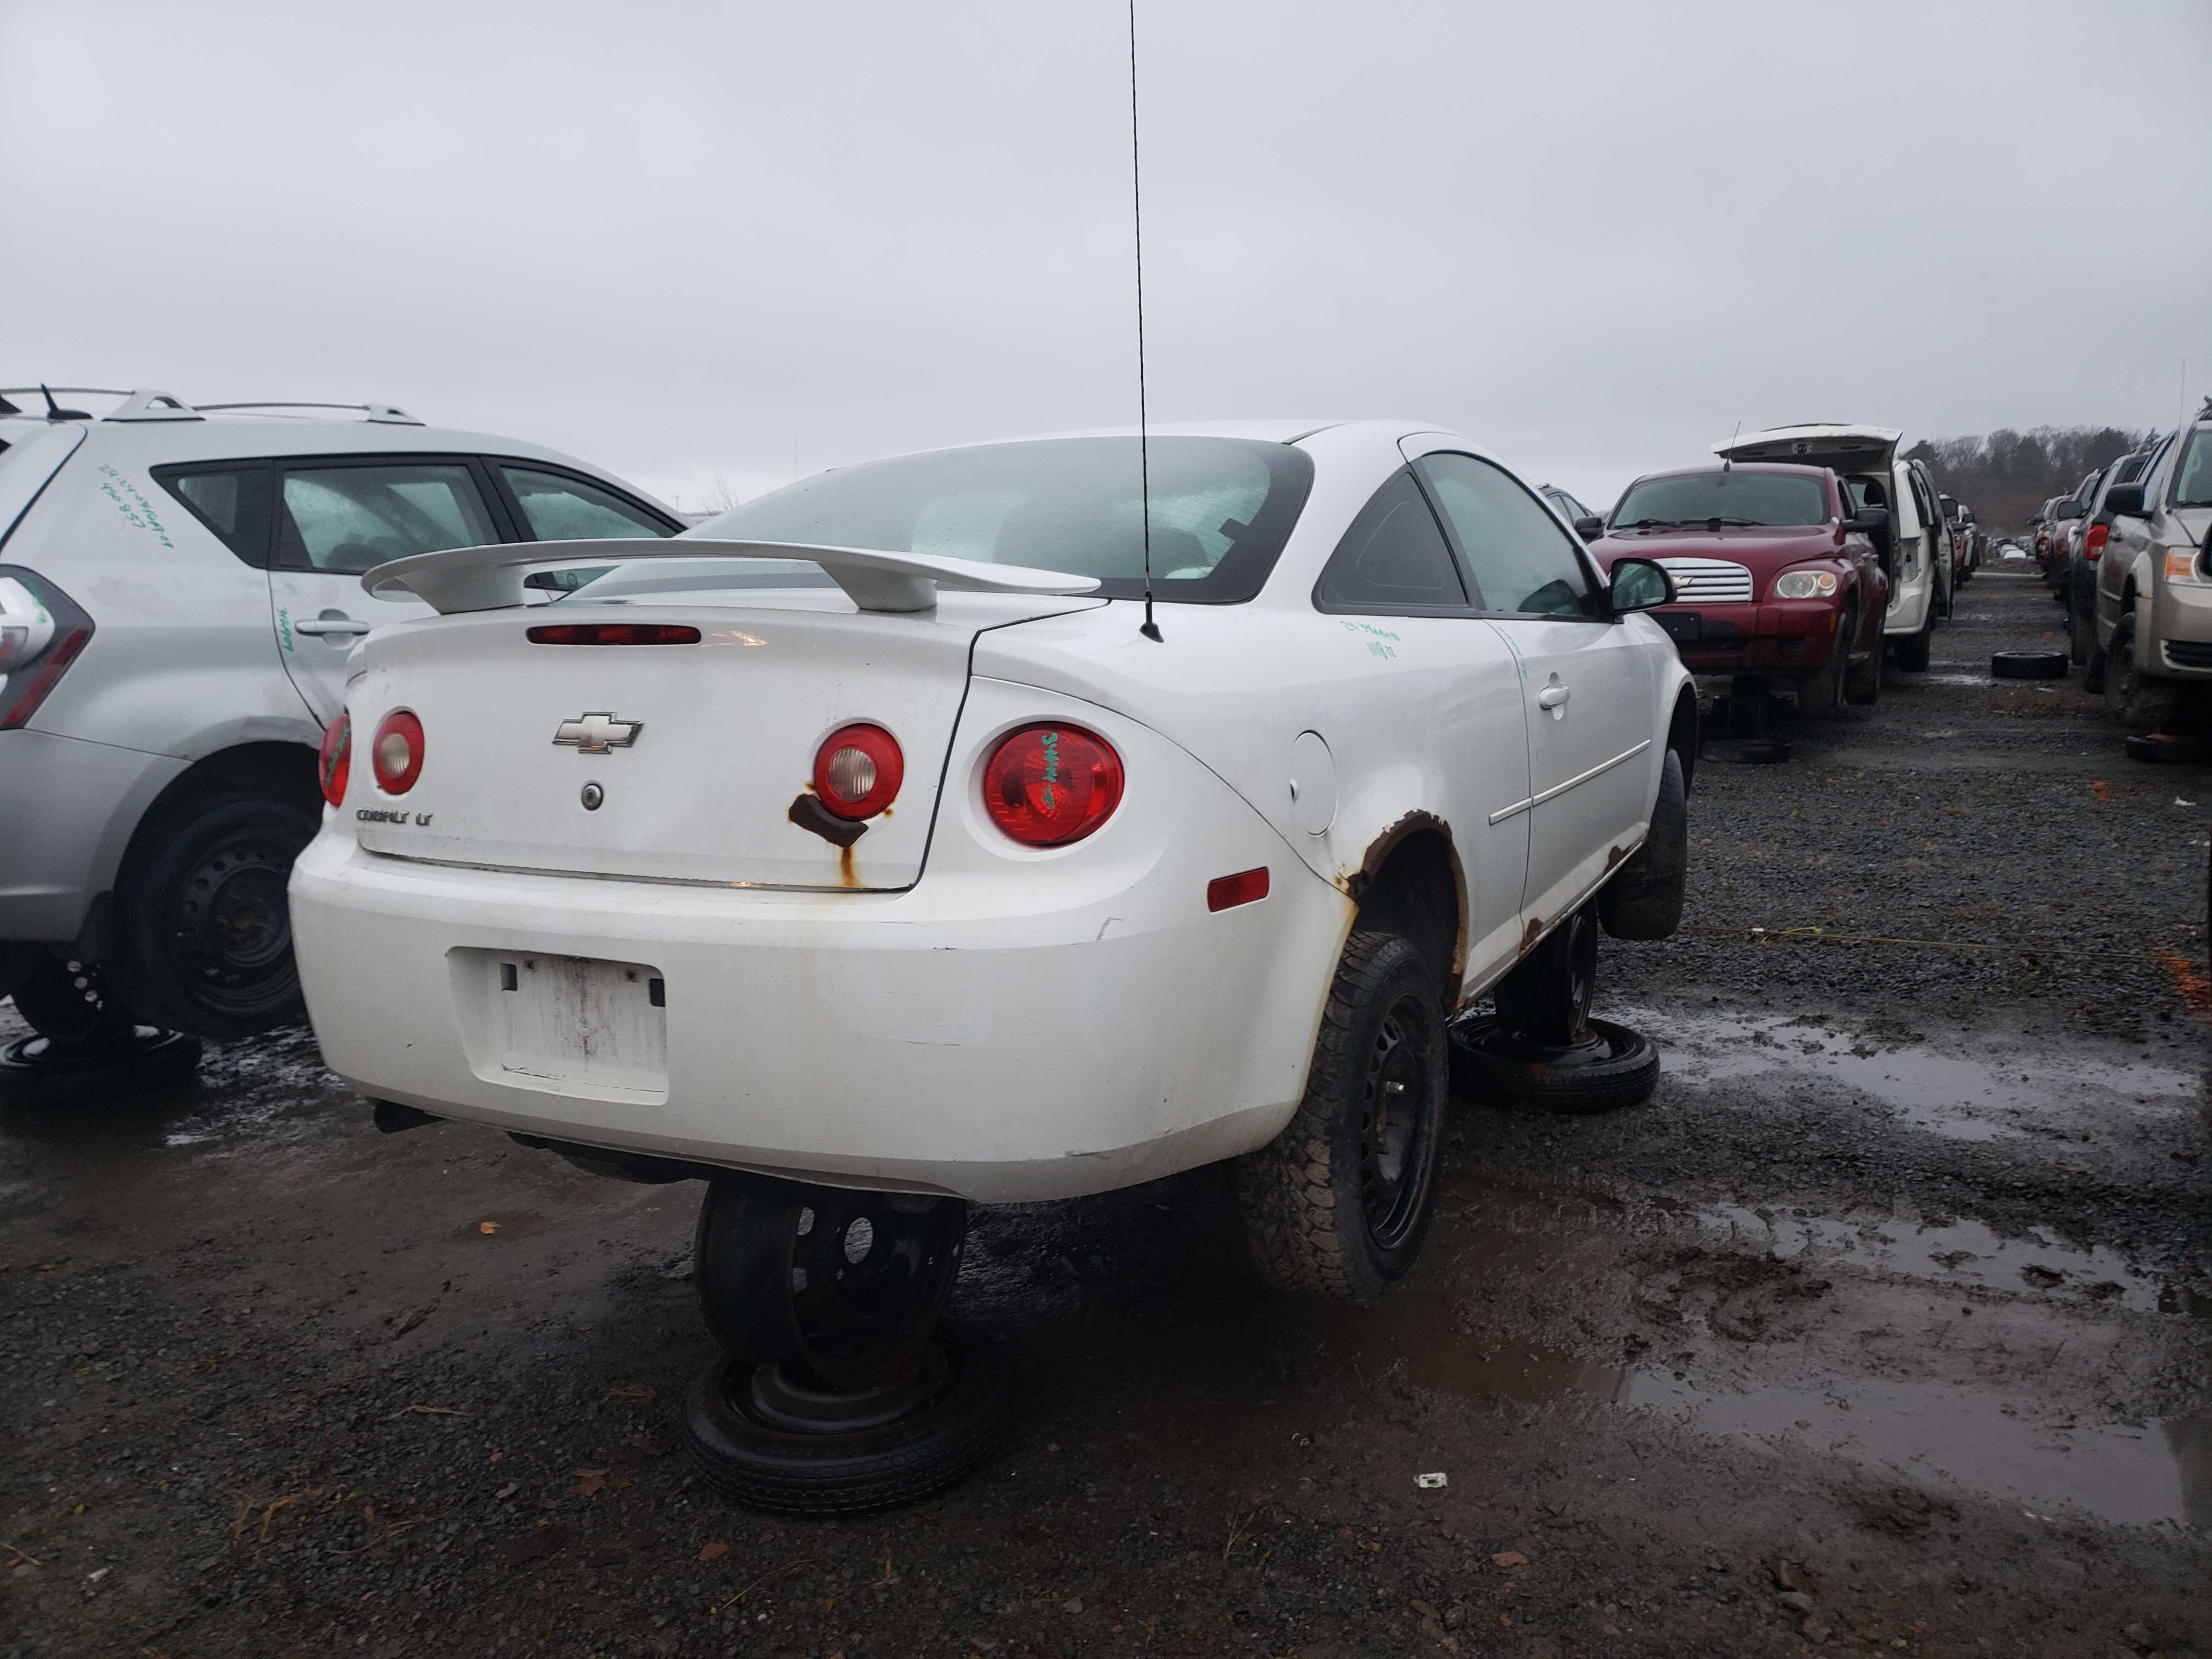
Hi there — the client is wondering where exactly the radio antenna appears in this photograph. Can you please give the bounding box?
[1723,417,1741,472]
[1127,0,1161,642]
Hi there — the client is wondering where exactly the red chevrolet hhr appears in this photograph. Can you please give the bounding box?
[1589,463,1888,713]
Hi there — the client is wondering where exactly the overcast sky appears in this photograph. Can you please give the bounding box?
[6,0,2209,511]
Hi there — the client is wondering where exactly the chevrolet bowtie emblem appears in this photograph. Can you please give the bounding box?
[553,712,642,753]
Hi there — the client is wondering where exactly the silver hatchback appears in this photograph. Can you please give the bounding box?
[0,386,679,1041]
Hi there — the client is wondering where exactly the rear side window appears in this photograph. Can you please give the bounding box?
[500,466,672,541]
[1313,469,1466,612]
[153,463,274,565]
[1418,452,1600,618]
[276,462,498,573]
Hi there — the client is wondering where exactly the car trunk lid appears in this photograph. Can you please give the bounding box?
[343,590,1103,890]
[1713,424,1901,476]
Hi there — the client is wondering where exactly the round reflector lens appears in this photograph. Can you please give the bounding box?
[982,724,1124,847]
[812,723,902,820]
[318,712,351,808]
[371,710,425,795]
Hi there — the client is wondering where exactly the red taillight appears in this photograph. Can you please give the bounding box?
[812,723,903,820]
[0,626,91,731]
[318,712,352,807]
[983,724,1124,847]
[2084,523,2108,561]
[526,623,701,645]
[371,710,425,795]
[1206,868,1270,912]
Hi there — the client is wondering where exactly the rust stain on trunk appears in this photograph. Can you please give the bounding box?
[838,845,860,888]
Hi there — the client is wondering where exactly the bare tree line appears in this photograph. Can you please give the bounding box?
[1904,426,2157,533]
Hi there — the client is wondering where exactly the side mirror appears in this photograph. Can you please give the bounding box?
[1609,556,1674,613]
[2103,482,2147,518]
[1573,515,1604,543]
[1844,506,1889,535]
[2057,501,2084,519]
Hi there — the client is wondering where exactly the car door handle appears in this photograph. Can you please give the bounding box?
[294,618,371,636]
[1537,684,1571,710]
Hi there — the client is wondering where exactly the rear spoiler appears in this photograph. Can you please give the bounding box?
[363,538,1101,616]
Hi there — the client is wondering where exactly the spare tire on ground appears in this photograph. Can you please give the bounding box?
[0,1030,202,1109]
[1991,650,2068,680]
[1447,1015,1660,1115]
[684,1319,1013,1517]
[2124,732,2204,764]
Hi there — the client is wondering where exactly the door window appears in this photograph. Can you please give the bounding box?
[1313,469,1467,612]
[499,466,673,541]
[275,462,498,573]
[1418,453,1600,618]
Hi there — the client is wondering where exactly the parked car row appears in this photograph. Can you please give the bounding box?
[2079,402,2212,731]
[1574,422,1979,716]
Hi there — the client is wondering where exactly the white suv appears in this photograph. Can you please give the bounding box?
[0,386,680,1043]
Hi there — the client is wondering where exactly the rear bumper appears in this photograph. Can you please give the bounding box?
[290,726,1351,1204]
[1654,599,1842,675]
[0,729,182,943]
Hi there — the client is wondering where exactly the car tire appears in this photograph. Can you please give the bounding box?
[1844,621,1883,707]
[0,1029,202,1109]
[1447,1015,1660,1115]
[2125,732,2202,764]
[109,793,319,1040]
[1893,611,1933,674]
[1598,749,1688,941]
[1235,931,1446,1305]
[2102,614,2181,733]
[682,1319,1013,1517]
[1797,608,1851,716]
[1991,651,2067,680]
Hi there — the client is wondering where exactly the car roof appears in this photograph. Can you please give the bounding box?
[0,387,670,509]
[1627,461,1832,484]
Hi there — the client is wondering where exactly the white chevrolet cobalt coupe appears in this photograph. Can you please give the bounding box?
[289,420,1693,1511]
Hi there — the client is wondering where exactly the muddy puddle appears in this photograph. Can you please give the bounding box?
[1014,1161,2211,1533]
[1630,1005,2203,1142]
[1240,1182,2212,1530]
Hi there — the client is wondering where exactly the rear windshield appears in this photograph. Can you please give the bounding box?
[679,437,1314,603]
[1613,471,1830,529]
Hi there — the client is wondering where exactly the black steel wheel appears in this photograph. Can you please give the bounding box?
[111,794,319,1039]
[684,1318,1013,1517]
[9,956,137,1046]
[695,1175,967,1392]
[1236,931,1446,1304]
[1448,1015,1660,1115]
[1493,903,1598,1047]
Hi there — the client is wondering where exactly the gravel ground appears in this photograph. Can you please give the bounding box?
[2,569,2206,1659]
